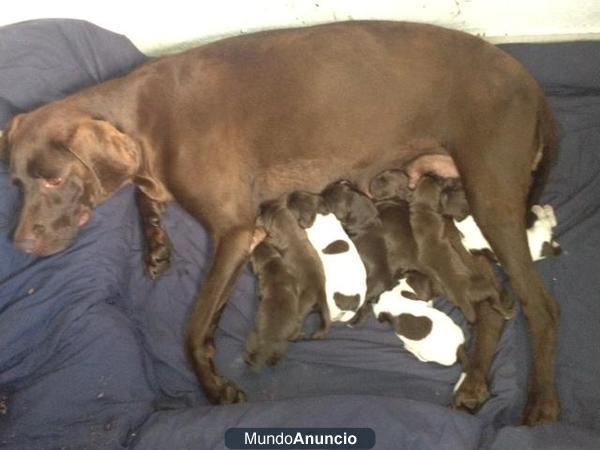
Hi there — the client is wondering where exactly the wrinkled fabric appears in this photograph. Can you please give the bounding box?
[0,19,599,450]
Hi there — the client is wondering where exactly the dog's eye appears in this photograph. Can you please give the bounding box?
[11,177,22,188]
[43,177,63,188]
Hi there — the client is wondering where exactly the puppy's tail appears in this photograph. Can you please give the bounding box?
[527,94,559,210]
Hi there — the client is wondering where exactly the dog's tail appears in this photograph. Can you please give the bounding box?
[527,93,559,210]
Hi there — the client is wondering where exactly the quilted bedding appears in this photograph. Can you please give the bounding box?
[1,19,600,450]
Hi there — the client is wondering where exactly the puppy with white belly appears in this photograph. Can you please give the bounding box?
[287,191,368,324]
[441,186,561,261]
[374,277,466,367]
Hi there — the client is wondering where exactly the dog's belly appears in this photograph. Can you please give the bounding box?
[256,139,444,201]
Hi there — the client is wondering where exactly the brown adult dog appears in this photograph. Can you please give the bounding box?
[0,21,559,424]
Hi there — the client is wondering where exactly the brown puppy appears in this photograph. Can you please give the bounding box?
[370,167,467,219]
[408,175,513,322]
[1,21,559,424]
[245,198,328,370]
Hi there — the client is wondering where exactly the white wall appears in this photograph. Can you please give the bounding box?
[2,0,599,54]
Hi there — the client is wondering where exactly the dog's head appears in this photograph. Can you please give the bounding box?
[369,169,411,201]
[286,190,329,229]
[321,180,380,233]
[1,108,140,256]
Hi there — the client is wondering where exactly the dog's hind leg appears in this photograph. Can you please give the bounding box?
[455,103,560,425]
[136,189,172,279]
[453,301,505,412]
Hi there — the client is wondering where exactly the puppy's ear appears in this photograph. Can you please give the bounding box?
[67,119,140,199]
[316,196,329,216]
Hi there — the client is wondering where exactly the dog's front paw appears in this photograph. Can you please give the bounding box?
[144,223,172,279]
[208,375,247,405]
[453,374,490,412]
[523,390,560,426]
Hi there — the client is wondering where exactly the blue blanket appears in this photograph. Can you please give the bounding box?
[1,19,599,450]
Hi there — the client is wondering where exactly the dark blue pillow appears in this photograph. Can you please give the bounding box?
[0,18,146,128]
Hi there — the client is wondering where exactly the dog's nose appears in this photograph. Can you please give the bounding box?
[15,237,40,254]
[14,225,45,254]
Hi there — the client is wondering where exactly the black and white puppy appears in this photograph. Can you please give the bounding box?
[287,191,368,323]
[374,277,466,367]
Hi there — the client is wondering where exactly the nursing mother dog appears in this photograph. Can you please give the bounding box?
[0,21,559,425]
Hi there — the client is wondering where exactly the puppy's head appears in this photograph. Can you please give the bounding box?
[440,184,470,220]
[256,197,300,250]
[2,108,140,256]
[370,169,411,201]
[410,175,445,210]
[405,271,437,301]
[286,191,329,229]
[321,180,380,232]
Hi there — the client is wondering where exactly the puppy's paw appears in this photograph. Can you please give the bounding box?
[289,331,306,341]
[266,353,283,367]
[542,204,557,227]
[531,204,545,218]
[244,340,288,371]
[453,375,490,412]
[531,204,557,228]
[310,329,329,340]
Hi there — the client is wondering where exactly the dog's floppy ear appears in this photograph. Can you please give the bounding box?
[67,119,140,198]
[0,115,23,163]
[0,129,6,162]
